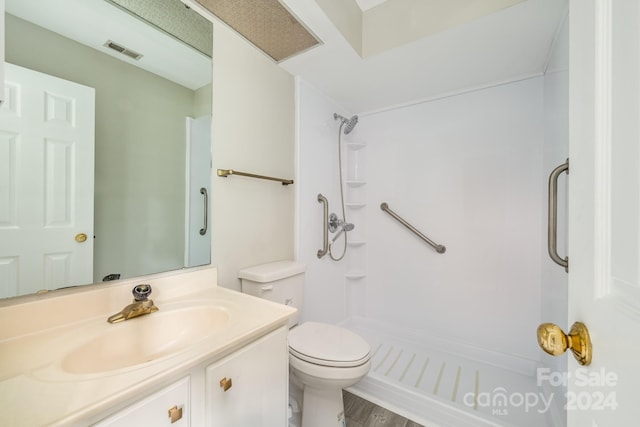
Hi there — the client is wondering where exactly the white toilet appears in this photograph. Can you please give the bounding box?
[239,260,371,427]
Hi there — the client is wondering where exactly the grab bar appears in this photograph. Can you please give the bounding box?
[548,159,569,272]
[317,194,329,258]
[217,169,294,185]
[380,202,446,254]
[199,187,208,236]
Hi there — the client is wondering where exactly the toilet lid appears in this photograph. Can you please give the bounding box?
[288,322,371,367]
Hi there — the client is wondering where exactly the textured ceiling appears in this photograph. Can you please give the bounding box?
[194,0,321,62]
[106,0,212,57]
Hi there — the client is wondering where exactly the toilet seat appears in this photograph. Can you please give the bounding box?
[288,322,370,368]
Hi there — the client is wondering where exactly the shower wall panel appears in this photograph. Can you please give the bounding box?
[295,78,352,324]
[358,78,545,362]
[296,74,554,363]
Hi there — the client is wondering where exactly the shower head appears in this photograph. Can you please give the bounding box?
[333,113,359,134]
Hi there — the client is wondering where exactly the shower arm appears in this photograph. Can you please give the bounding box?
[317,194,329,258]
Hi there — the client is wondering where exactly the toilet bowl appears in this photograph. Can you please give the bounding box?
[288,322,371,427]
[238,261,371,427]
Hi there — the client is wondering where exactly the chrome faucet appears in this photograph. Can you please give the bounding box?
[107,284,159,323]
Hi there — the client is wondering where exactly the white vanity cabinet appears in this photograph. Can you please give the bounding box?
[93,377,190,427]
[205,326,289,426]
[92,326,288,427]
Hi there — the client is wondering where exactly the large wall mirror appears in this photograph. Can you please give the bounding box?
[0,0,213,299]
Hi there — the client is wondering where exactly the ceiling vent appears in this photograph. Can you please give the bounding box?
[193,0,321,62]
[104,40,144,60]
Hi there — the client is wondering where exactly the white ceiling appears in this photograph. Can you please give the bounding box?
[279,0,568,114]
[5,0,212,90]
[6,0,568,114]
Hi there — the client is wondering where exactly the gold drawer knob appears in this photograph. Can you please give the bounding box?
[537,321,592,366]
[168,405,183,423]
[220,377,232,392]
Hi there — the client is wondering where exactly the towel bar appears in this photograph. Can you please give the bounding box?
[217,169,294,185]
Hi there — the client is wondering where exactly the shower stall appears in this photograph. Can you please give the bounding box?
[295,19,568,427]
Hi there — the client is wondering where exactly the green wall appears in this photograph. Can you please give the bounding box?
[5,13,206,283]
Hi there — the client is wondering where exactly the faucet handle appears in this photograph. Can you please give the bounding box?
[132,284,152,301]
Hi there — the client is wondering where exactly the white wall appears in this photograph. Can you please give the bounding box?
[298,76,550,361]
[295,78,353,324]
[210,22,296,290]
[363,78,544,360]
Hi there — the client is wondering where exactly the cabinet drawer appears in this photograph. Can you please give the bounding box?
[94,377,190,427]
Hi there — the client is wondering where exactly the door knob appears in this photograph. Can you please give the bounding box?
[75,233,88,243]
[537,322,592,366]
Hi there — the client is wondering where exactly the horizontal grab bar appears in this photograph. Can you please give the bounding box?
[380,202,446,254]
[217,169,294,186]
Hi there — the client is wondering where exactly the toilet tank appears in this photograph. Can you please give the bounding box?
[238,260,306,327]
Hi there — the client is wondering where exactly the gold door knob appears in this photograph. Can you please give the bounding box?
[537,322,592,366]
[75,233,88,243]
[220,377,232,392]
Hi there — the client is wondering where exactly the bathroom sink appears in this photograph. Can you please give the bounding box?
[61,305,229,374]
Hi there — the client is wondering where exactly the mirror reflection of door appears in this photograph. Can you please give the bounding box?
[0,63,95,298]
[3,0,213,297]
[185,115,211,268]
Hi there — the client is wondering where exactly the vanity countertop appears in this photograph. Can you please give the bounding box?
[0,266,295,426]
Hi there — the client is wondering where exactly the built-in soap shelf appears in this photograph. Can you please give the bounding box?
[346,142,366,151]
[346,140,366,183]
[345,202,366,209]
[346,245,366,280]
[345,138,366,287]
[345,271,366,280]
[344,138,366,318]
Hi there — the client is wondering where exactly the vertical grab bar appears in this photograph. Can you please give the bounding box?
[199,187,208,236]
[317,194,329,258]
[548,159,569,272]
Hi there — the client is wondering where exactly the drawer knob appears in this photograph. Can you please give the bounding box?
[220,377,233,392]
[168,405,183,423]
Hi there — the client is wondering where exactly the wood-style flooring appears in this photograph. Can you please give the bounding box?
[343,391,424,427]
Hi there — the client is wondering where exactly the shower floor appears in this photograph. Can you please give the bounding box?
[342,318,560,427]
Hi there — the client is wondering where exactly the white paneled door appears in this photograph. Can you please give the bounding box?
[566,0,640,425]
[0,63,95,297]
